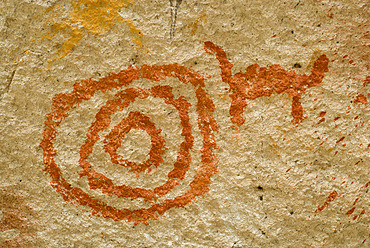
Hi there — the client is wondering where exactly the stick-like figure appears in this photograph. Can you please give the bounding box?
[204,41,329,127]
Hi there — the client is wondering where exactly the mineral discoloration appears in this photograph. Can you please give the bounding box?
[0,187,37,247]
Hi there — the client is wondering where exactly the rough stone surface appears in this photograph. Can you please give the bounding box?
[0,0,369,247]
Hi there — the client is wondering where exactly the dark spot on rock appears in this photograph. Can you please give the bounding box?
[259,196,263,201]
[293,63,302,68]
[291,30,294,34]
[290,211,294,215]
[257,186,263,190]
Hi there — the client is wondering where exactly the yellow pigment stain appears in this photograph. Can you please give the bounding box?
[44,0,146,62]
[184,10,207,36]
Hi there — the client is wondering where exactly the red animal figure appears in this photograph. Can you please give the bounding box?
[204,42,329,127]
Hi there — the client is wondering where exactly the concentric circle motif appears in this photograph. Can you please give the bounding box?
[40,64,219,224]
[103,110,165,174]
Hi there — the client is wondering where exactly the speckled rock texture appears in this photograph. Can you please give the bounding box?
[0,0,369,247]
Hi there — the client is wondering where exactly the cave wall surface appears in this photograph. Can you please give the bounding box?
[0,0,369,247]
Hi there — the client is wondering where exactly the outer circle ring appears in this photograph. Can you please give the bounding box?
[40,64,219,224]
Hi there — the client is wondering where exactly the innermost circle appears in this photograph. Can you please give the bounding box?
[115,129,151,165]
[103,111,166,174]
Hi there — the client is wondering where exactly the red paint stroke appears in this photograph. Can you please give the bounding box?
[316,190,338,212]
[79,86,194,201]
[318,118,325,124]
[353,94,368,105]
[336,137,345,143]
[346,207,356,215]
[103,111,166,175]
[364,181,370,188]
[40,63,219,224]
[358,209,365,220]
[204,41,329,127]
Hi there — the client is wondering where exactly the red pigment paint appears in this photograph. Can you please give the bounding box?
[40,63,219,224]
[336,137,345,143]
[358,210,365,220]
[364,181,370,188]
[316,190,338,212]
[103,111,165,174]
[346,207,356,215]
[318,118,325,124]
[204,41,329,127]
[79,86,195,201]
[353,94,368,105]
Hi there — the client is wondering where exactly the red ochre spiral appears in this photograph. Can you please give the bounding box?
[40,64,219,224]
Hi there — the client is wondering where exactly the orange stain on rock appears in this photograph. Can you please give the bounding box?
[204,41,329,127]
